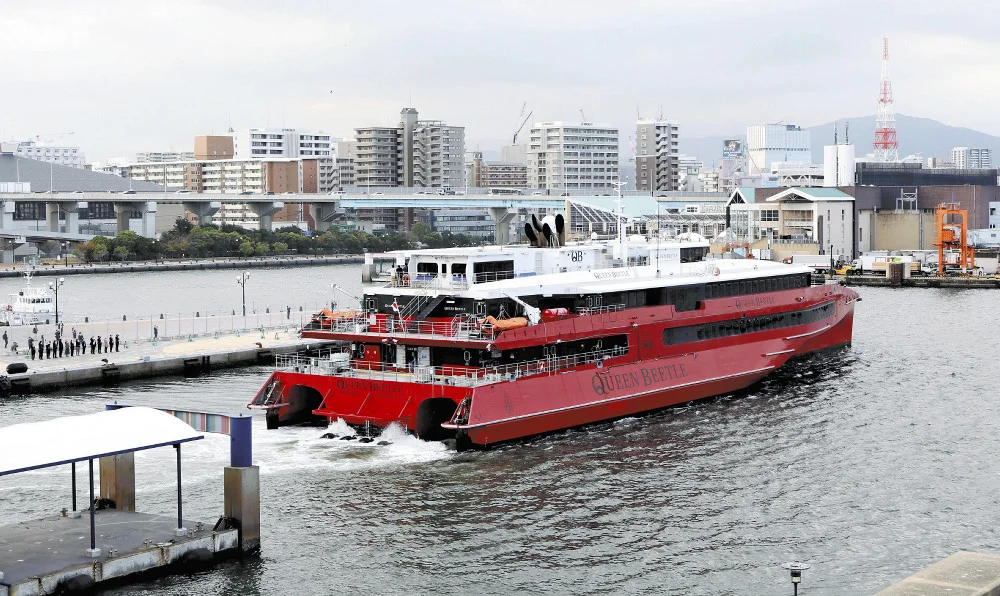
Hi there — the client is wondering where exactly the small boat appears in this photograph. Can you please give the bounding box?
[0,269,54,326]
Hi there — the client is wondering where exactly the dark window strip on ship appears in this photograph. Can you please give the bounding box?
[704,273,810,301]
[662,301,835,346]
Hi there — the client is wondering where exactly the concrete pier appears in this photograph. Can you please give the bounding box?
[0,330,337,394]
[0,511,238,596]
[0,255,364,279]
[841,274,1000,289]
[877,551,1000,595]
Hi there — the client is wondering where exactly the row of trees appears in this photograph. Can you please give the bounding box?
[71,220,486,263]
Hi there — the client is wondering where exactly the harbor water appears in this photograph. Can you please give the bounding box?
[1,265,999,594]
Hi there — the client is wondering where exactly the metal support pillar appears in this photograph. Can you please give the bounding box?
[86,458,100,557]
[99,452,135,512]
[307,203,337,233]
[174,443,185,535]
[224,414,260,552]
[488,207,516,245]
[71,462,76,512]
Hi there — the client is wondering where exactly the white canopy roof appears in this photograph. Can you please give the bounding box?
[0,406,204,476]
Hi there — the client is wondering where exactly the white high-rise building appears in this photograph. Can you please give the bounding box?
[635,119,679,192]
[746,124,811,173]
[230,128,334,192]
[950,147,992,169]
[526,122,619,190]
[15,140,86,168]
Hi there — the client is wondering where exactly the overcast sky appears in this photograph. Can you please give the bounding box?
[3,0,998,162]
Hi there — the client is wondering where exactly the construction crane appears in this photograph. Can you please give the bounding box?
[33,132,74,144]
[512,103,532,145]
[579,109,587,122]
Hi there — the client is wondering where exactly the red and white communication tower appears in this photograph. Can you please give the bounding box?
[872,37,899,162]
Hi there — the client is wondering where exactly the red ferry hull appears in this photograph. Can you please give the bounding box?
[452,303,855,446]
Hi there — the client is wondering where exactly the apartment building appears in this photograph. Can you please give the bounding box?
[746,124,811,173]
[127,158,318,194]
[950,147,992,169]
[15,141,86,168]
[526,122,619,190]
[635,119,679,193]
[353,108,466,188]
[229,128,334,192]
[136,151,195,163]
[469,152,528,187]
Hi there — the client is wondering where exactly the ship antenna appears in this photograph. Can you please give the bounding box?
[616,178,627,267]
[655,197,661,278]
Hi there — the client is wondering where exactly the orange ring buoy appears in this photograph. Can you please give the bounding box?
[402,274,410,286]
[5,304,10,311]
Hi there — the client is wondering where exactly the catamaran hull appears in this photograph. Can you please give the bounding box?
[450,306,855,447]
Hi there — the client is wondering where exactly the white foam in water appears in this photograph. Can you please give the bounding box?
[253,418,453,475]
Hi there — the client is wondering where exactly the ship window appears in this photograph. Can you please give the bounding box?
[451,263,467,276]
[416,262,439,275]
[473,260,514,284]
[663,301,835,347]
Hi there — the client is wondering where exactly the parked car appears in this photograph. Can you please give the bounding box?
[531,191,543,196]
[121,190,136,194]
[413,191,428,195]
[282,191,295,195]
[174,190,191,194]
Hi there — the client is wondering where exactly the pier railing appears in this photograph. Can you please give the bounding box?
[274,346,626,387]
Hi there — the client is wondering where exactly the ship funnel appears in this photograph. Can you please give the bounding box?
[541,214,560,248]
[524,223,539,245]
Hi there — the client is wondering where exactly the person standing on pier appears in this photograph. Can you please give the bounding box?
[154,326,158,341]
[2,330,7,349]
[57,340,63,358]
[45,343,51,359]
[114,335,120,352]
[108,335,114,353]
[94,336,100,354]
[27,337,34,360]
[69,339,74,357]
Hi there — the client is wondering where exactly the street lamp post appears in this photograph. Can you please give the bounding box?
[48,277,65,326]
[237,271,250,317]
[62,242,68,267]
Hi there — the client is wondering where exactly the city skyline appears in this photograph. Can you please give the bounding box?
[3,0,998,162]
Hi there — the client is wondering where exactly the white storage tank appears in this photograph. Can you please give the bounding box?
[837,144,856,186]
[823,145,838,187]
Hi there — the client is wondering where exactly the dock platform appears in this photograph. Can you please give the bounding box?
[841,274,1000,289]
[877,551,1000,595]
[0,511,237,596]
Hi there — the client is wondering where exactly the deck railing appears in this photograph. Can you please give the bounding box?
[274,347,626,387]
[309,311,494,342]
